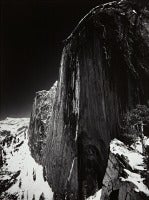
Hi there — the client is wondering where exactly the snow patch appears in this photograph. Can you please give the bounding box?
[87,189,102,200]
[0,118,53,200]
[0,117,29,136]
[121,169,149,196]
[67,158,77,182]
[110,139,144,171]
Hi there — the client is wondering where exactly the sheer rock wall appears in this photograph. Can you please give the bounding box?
[29,1,149,199]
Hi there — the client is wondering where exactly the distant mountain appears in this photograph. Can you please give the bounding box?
[0,117,53,200]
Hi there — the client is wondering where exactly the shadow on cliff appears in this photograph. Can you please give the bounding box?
[78,131,108,199]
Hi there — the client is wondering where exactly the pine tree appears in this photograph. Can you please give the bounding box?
[120,104,149,152]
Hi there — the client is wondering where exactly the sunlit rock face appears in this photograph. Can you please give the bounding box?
[28,81,57,164]
[42,1,149,199]
[100,138,149,200]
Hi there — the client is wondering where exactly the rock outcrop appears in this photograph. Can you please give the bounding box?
[28,81,57,164]
[42,0,149,199]
[100,138,149,200]
[26,0,149,199]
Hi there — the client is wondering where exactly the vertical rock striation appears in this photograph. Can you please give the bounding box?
[29,0,149,199]
[43,48,80,199]
[28,81,57,164]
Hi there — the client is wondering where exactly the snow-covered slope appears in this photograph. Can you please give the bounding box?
[87,189,102,200]
[100,138,149,200]
[86,137,149,200]
[0,117,53,200]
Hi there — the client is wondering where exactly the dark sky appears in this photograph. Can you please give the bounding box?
[0,0,110,119]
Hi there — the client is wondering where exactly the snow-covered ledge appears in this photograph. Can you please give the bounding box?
[100,138,149,200]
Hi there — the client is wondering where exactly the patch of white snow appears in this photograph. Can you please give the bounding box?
[87,189,102,200]
[110,139,144,171]
[121,169,149,196]
[0,118,53,200]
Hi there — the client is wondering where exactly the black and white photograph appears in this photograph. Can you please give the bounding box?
[1,0,149,199]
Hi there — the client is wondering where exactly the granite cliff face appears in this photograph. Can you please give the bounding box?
[28,81,57,164]
[43,0,149,199]
[27,0,149,199]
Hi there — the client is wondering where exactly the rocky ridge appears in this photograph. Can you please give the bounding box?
[100,138,149,200]
[0,117,53,200]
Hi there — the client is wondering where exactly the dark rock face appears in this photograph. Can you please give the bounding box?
[30,1,149,199]
[43,51,80,199]
[28,82,57,164]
